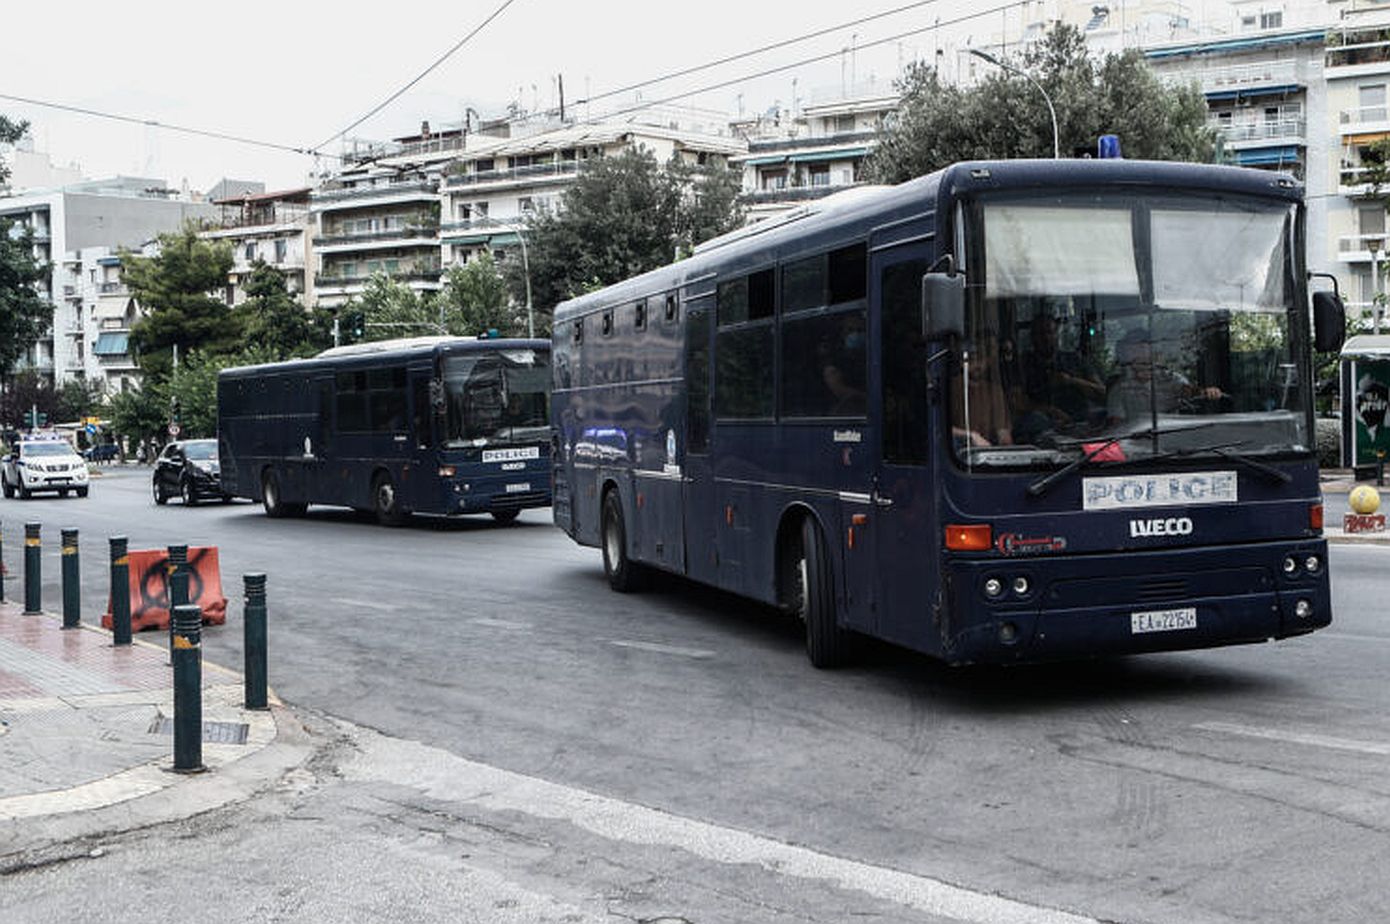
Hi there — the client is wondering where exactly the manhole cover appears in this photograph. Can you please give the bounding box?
[147,718,249,745]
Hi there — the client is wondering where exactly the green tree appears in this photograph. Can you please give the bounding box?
[0,114,49,387]
[352,271,439,341]
[54,378,103,424]
[865,24,1216,183]
[510,148,744,328]
[437,252,519,336]
[105,386,167,449]
[231,261,329,358]
[0,370,57,430]
[124,226,238,382]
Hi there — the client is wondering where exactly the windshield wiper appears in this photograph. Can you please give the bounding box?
[1026,421,1220,498]
[1148,442,1292,485]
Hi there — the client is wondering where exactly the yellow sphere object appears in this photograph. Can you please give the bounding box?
[1349,484,1382,515]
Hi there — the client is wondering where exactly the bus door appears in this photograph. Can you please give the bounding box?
[404,370,436,512]
[870,244,940,648]
[310,376,333,502]
[682,301,718,584]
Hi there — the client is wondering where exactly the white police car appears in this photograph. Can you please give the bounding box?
[1,438,90,499]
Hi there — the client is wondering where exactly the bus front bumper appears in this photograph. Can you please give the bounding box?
[941,539,1331,665]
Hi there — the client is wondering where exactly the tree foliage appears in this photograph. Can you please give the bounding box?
[510,149,743,328]
[230,261,330,358]
[0,114,49,385]
[124,226,238,382]
[353,272,438,342]
[0,113,28,185]
[865,24,1216,183]
[438,252,521,336]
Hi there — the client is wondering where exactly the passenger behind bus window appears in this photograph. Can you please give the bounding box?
[1107,331,1226,425]
[1011,313,1106,444]
[952,333,1012,448]
[815,313,867,416]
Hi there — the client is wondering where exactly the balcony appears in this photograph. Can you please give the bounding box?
[445,160,579,189]
[1214,117,1306,148]
[739,184,856,206]
[311,179,438,210]
[314,268,442,288]
[1336,232,1390,262]
[1191,60,1302,98]
[1340,104,1390,136]
[314,225,440,252]
[99,282,125,294]
[1327,34,1390,74]
[739,130,880,156]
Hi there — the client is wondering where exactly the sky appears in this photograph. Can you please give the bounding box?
[0,0,1028,194]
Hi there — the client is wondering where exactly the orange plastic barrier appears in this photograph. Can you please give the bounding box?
[102,546,228,632]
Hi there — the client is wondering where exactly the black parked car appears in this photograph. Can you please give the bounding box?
[153,439,230,506]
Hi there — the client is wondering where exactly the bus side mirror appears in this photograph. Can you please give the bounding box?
[922,273,965,340]
[1312,291,1345,354]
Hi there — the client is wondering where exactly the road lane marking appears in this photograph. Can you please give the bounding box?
[1318,631,1390,645]
[330,597,397,612]
[1194,721,1390,756]
[346,725,1100,924]
[608,639,715,659]
[469,618,532,630]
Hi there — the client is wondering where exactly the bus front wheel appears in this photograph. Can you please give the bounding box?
[601,490,645,592]
[372,472,406,527]
[799,517,848,668]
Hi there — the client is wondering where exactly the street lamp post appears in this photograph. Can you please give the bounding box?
[1370,236,1384,335]
[470,216,535,338]
[968,47,1060,159]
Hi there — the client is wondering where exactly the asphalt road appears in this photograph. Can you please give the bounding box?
[4,464,1390,923]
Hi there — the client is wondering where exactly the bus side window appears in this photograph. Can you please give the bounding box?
[411,378,432,449]
[685,306,711,453]
[881,258,932,463]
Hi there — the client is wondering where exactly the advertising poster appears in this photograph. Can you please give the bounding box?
[1353,359,1390,466]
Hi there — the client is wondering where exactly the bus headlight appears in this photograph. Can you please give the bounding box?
[1294,598,1313,619]
[1011,576,1030,596]
[1304,555,1321,574]
[1282,556,1299,575]
[983,577,1005,598]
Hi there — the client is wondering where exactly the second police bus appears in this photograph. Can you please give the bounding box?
[550,158,1345,667]
[218,336,551,524]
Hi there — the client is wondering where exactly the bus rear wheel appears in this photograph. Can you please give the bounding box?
[261,470,304,518]
[798,517,848,668]
[601,490,645,592]
[372,472,407,527]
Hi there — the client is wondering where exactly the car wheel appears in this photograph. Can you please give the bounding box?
[601,489,646,592]
[1,476,12,499]
[798,516,848,668]
[58,489,69,498]
[153,476,168,505]
[181,478,199,507]
[76,487,89,498]
[18,483,31,500]
[372,472,406,527]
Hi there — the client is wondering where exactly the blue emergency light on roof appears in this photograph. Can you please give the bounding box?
[476,328,501,340]
[1098,135,1122,159]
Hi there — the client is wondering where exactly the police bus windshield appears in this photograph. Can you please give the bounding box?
[951,191,1307,467]
[441,349,550,447]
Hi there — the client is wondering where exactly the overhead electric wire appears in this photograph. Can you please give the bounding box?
[0,91,324,159]
[312,0,523,154]
[573,0,948,109]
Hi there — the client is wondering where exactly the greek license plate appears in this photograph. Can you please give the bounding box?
[505,482,531,493]
[1130,607,1197,634]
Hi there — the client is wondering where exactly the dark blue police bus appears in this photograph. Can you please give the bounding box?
[219,336,551,525]
[551,159,1345,667]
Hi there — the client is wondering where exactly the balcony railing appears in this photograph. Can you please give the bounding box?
[438,217,529,234]
[1340,104,1390,126]
[445,160,579,188]
[99,282,125,294]
[311,179,437,203]
[1327,37,1390,70]
[315,225,440,247]
[1189,60,1301,96]
[739,184,856,205]
[1338,232,1390,254]
[211,205,310,230]
[1213,117,1306,143]
[314,268,442,287]
[741,130,880,155]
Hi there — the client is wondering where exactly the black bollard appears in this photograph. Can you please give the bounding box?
[61,528,79,629]
[110,536,131,646]
[167,544,189,655]
[243,573,268,710]
[171,603,204,773]
[23,523,41,615]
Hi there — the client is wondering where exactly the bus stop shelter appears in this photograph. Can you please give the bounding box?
[1340,334,1390,473]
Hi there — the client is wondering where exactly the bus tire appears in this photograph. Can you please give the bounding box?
[800,516,848,669]
[491,508,520,524]
[601,489,645,592]
[372,472,407,527]
[262,470,289,518]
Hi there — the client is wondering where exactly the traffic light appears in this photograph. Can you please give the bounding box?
[170,396,181,424]
[23,410,47,428]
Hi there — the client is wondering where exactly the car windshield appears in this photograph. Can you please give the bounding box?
[183,440,217,461]
[440,349,550,447]
[951,190,1308,469]
[21,442,78,458]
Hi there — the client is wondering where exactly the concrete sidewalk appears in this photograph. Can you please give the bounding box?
[0,600,310,862]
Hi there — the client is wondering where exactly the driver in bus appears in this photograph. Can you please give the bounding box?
[952,332,1012,447]
[1107,330,1225,424]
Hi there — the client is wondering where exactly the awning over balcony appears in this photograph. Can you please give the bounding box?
[1233,146,1300,166]
[441,231,521,247]
[791,148,869,164]
[92,332,129,356]
[1206,84,1301,101]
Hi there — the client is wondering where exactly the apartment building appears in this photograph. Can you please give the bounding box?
[55,246,150,394]
[201,187,315,308]
[439,115,744,268]
[0,178,212,389]
[730,82,898,224]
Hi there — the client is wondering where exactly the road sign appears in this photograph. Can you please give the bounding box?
[168,423,182,438]
[85,423,97,435]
